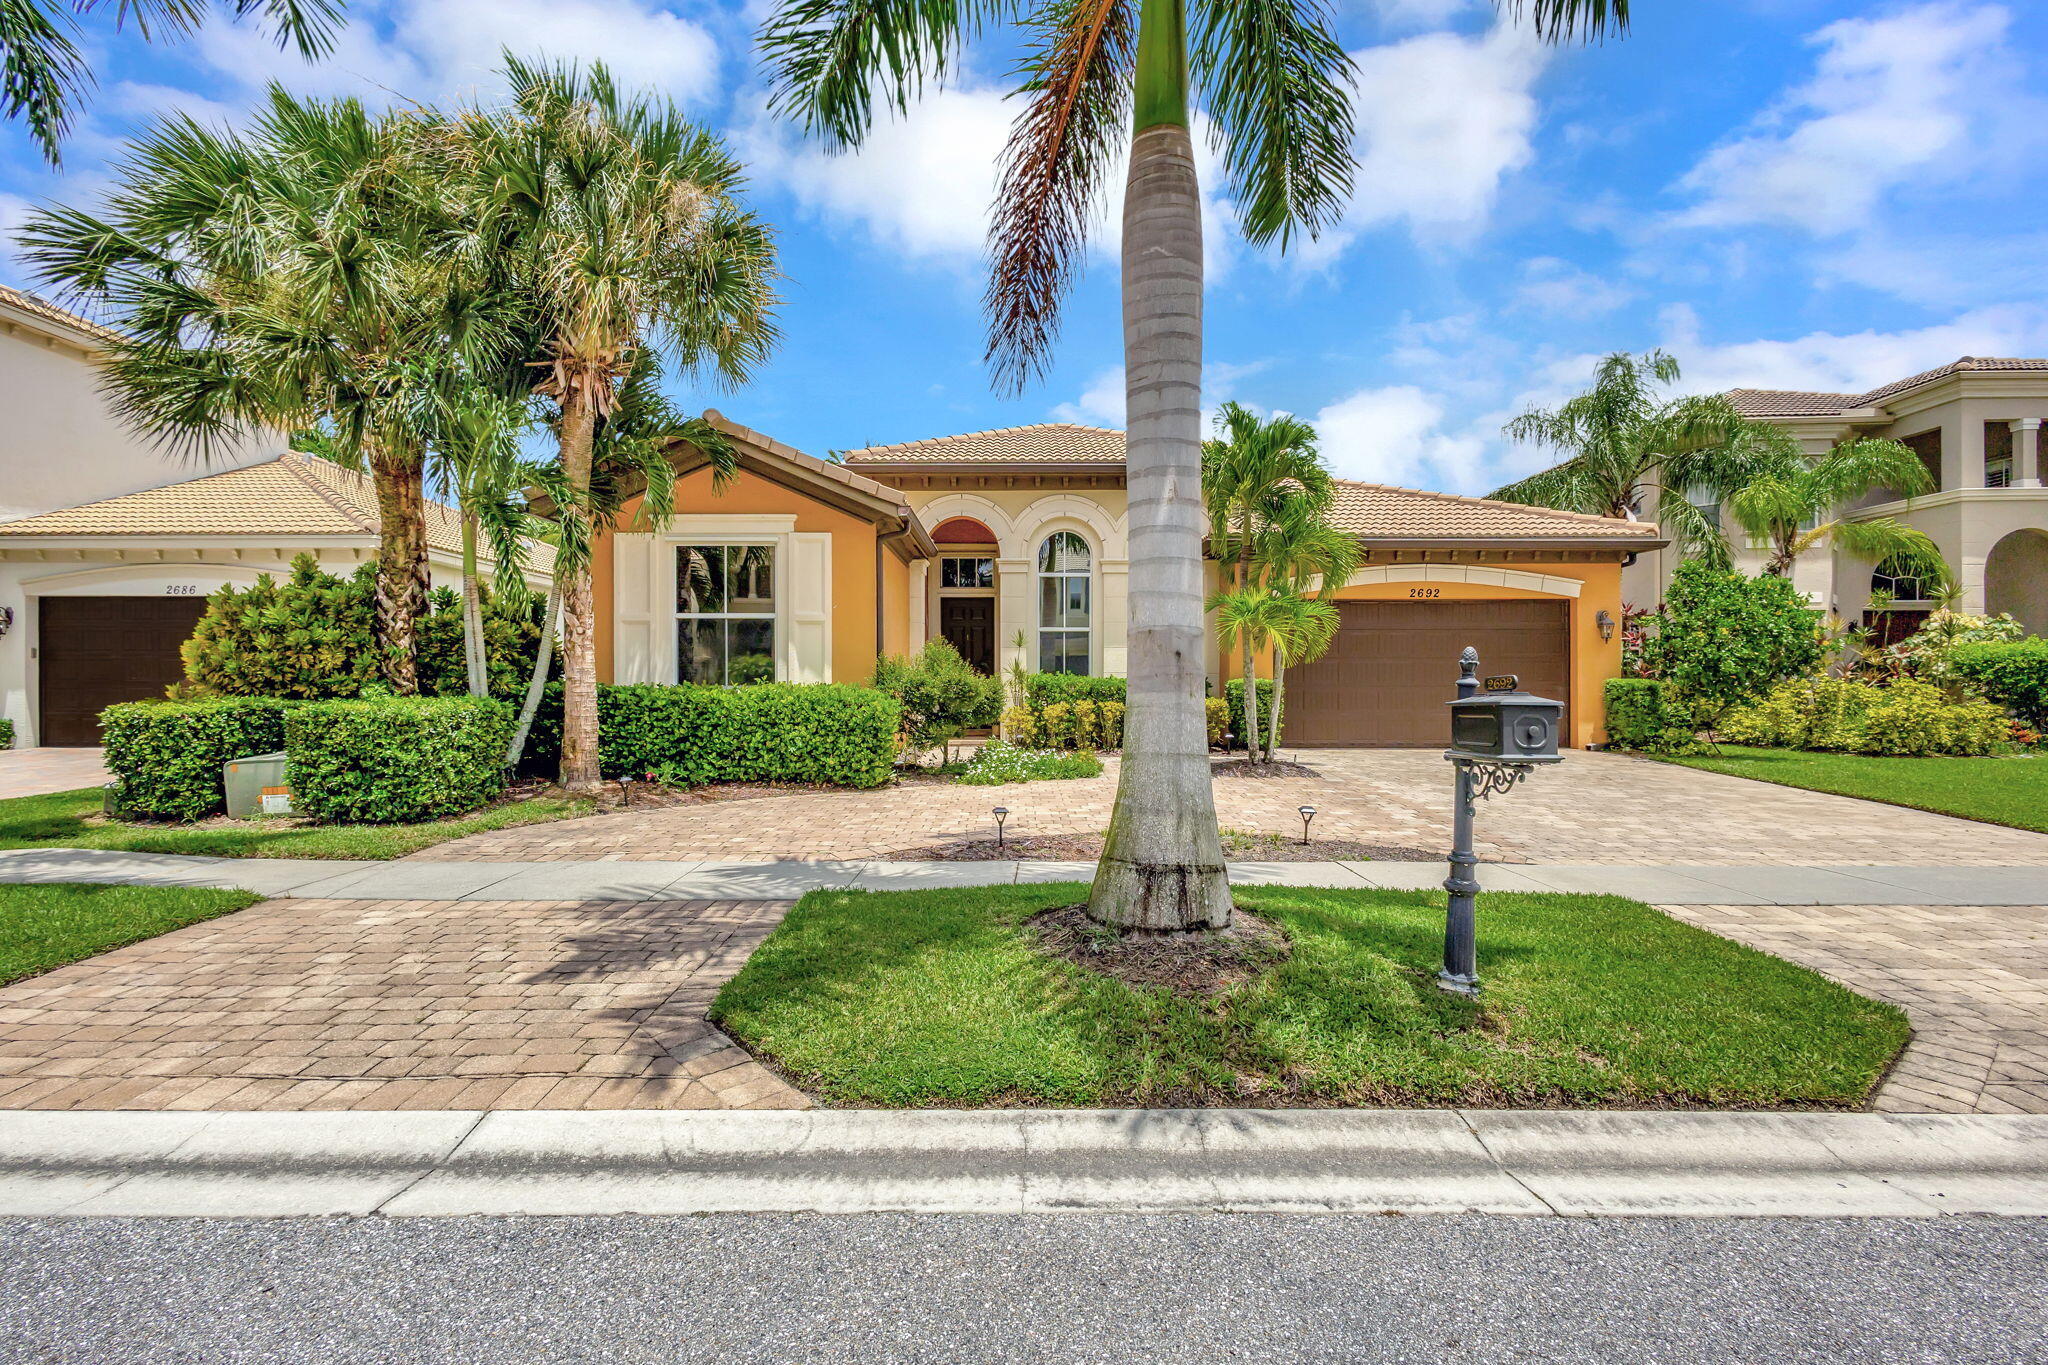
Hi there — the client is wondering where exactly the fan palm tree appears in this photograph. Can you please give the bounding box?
[1491,350,1758,566]
[20,89,492,692]
[451,57,779,792]
[760,0,1632,930]
[1727,429,1949,583]
[1,0,340,165]
[1202,403,1332,763]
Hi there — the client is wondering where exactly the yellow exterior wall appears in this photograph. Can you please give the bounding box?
[1216,557,1625,749]
[595,465,890,685]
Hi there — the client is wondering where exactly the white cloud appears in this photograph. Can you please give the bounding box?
[1367,0,1477,31]
[1651,301,2048,397]
[1674,2,2012,236]
[1049,357,1272,428]
[1300,25,1546,264]
[108,82,242,128]
[1313,385,1489,490]
[1511,256,1634,319]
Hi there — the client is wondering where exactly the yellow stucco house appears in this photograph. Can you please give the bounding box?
[594,412,1664,749]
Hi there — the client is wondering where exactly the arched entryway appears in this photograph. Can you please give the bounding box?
[929,517,999,673]
[1986,528,2048,634]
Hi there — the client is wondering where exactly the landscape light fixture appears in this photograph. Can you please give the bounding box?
[993,806,1009,850]
[1298,805,1316,846]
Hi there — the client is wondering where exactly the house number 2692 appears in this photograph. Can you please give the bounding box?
[1408,587,1441,599]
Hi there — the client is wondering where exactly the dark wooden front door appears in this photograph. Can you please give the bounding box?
[938,597,996,675]
[1285,599,1571,747]
[38,595,209,746]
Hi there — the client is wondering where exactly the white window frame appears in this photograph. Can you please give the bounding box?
[674,540,779,686]
[1036,531,1093,675]
[938,555,997,595]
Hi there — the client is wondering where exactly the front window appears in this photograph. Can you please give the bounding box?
[1871,556,1932,604]
[677,544,776,685]
[1037,531,1091,674]
[940,556,994,589]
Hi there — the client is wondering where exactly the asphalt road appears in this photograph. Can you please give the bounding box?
[4,1214,2045,1364]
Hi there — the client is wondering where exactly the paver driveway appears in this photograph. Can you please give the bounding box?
[416,748,2048,866]
[0,747,108,800]
[0,897,808,1112]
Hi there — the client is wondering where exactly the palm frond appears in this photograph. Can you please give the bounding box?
[758,0,1003,148]
[1496,0,1630,43]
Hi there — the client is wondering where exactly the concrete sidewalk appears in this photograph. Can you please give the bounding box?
[2,846,2044,904]
[2,1108,2044,1218]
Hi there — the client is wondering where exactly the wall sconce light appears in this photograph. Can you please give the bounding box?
[1298,805,1317,846]
[993,806,1009,851]
[1596,610,1615,642]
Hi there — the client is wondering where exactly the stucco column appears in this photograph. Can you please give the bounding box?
[909,560,929,650]
[1945,413,1985,490]
[2011,418,2042,488]
[997,557,1032,674]
[1099,558,1129,677]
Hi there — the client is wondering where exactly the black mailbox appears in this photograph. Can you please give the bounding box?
[1446,688,1563,764]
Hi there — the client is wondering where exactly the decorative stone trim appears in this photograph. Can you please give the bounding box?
[1337,564,1582,598]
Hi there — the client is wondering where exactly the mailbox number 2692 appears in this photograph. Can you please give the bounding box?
[1408,587,1441,599]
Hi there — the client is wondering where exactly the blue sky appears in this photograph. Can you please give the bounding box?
[3,0,2044,494]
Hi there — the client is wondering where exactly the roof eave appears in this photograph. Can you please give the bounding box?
[1347,535,1669,551]
[841,459,1126,477]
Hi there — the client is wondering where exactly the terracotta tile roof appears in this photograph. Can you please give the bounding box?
[842,423,1126,465]
[0,284,126,347]
[1730,357,2048,418]
[0,453,555,573]
[1327,479,1659,543]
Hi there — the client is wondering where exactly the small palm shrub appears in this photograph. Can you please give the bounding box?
[957,740,1103,785]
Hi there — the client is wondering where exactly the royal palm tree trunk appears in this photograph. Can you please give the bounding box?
[369,450,429,695]
[1086,0,1230,932]
[557,396,603,793]
[461,510,488,697]
[506,580,561,769]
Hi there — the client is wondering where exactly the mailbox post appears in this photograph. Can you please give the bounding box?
[1439,647,1563,996]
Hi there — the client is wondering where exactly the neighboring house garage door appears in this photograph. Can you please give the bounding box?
[1285,599,1570,748]
[38,596,208,746]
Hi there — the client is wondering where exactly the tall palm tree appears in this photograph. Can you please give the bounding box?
[21,89,490,692]
[452,57,779,793]
[427,383,538,696]
[1202,403,1332,763]
[1,0,340,165]
[1492,350,1757,566]
[761,0,1631,931]
[1726,429,1949,582]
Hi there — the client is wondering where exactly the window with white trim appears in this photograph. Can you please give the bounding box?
[939,556,994,589]
[1036,531,1091,674]
[677,544,776,685]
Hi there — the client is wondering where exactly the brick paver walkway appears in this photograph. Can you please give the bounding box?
[1662,903,2048,1115]
[0,898,808,1112]
[416,748,2048,866]
[0,747,108,800]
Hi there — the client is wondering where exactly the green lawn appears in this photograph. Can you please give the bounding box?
[710,883,1907,1110]
[0,786,594,860]
[0,883,260,986]
[1658,746,2048,834]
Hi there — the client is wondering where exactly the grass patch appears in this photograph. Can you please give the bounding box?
[710,883,1908,1110]
[0,883,259,986]
[0,787,594,860]
[1656,745,2048,834]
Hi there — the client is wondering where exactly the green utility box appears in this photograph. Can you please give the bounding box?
[224,752,292,818]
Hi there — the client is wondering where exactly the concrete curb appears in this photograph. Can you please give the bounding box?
[3,848,2046,904]
[2,1109,2044,1218]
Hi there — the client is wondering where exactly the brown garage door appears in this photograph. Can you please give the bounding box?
[1285,598,1570,748]
[38,596,209,746]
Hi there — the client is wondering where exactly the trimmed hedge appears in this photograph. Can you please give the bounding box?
[101,698,297,821]
[525,683,900,789]
[1602,679,1699,753]
[0,717,12,750]
[285,696,512,823]
[1950,639,2048,727]
[1224,678,1280,749]
[1023,673,1126,707]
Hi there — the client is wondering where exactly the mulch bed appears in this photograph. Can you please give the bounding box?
[1029,903,1290,996]
[1211,758,1321,779]
[881,831,1443,862]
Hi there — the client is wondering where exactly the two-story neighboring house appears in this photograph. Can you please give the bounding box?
[1623,357,2048,638]
[0,286,546,747]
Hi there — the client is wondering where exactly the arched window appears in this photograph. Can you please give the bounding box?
[1871,556,1933,604]
[1037,531,1092,674]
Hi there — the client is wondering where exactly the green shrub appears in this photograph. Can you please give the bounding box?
[1722,677,2010,757]
[1870,609,2027,685]
[1003,676,1126,751]
[1602,679,1699,753]
[0,717,12,750]
[285,696,511,823]
[1000,704,1039,747]
[182,553,546,699]
[1023,673,1126,707]
[1224,678,1280,748]
[870,638,1002,758]
[1950,639,2048,727]
[1205,697,1228,747]
[957,740,1103,785]
[1861,680,2008,758]
[524,683,901,789]
[100,698,298,821]
[1635,561,1829,727]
